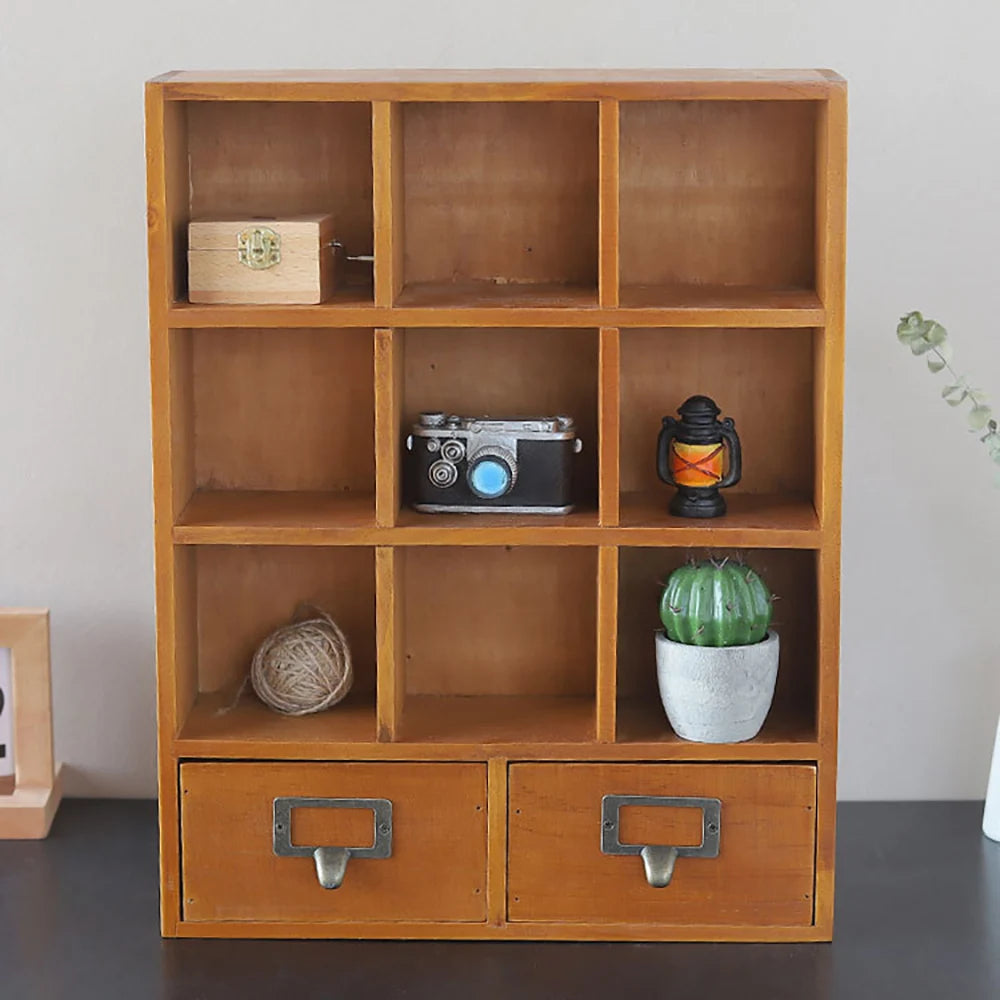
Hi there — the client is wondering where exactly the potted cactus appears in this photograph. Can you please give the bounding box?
[655,558,779,743]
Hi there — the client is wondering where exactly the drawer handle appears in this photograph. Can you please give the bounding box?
[600,795,721,888]
[272,796,393,890]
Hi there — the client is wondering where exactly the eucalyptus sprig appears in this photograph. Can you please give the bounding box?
[897,311,1000,476]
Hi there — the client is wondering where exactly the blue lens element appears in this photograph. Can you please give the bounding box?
[469,458,512,499]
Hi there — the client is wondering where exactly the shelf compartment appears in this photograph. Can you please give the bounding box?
[173,327,374,512]
[388,546,598,742]
[176,545,377,732]
[398,327,599,516]
[399,102,599,304]
[616,547,818,746]
[619,101,817,300]
[619,327,815,506]
[183,101,374,301]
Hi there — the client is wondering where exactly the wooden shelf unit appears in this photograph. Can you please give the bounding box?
[147,70,845,942]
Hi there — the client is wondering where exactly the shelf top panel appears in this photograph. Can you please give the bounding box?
[150,69,845,103]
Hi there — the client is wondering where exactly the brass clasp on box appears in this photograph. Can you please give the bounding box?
[273,796,392,890]
[601,794,721,888]
[237,226,281,269]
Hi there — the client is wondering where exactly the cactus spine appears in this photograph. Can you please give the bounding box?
[659,559,773,647]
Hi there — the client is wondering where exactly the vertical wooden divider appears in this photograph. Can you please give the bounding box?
[812,81,847,939]
[375,328,403,527]
[598,327,621,527]
[599,99,620,308]
[595,546,619,743]
[373,102,405,306]
[486,758,508,925]
[376,547,406,742]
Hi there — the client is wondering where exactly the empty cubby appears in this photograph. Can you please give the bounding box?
[398,102,600,303]
[618,101,818,302]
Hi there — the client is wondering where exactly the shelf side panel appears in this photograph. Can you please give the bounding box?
[598,327,621,526]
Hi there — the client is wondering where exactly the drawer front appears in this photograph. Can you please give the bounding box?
[508,763,816,926]
[181,762,487,923]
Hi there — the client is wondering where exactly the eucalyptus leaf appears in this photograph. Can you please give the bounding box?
[969,405,993,430]
[927,351,949,373]
[946,392,968,406]
[924,321,948,346]
[942,382,967,400]
[910,337,935,356]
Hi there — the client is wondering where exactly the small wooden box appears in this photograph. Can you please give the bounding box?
[188,215,337,304]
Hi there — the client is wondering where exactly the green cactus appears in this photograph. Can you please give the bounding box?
[659,558,773,647]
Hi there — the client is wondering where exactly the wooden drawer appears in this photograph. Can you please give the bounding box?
[508,763,816,926]
[180,762,487,923]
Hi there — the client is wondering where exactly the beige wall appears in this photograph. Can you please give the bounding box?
[2,0,998,797]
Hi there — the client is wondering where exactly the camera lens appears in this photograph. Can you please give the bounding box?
[467,449,517,499]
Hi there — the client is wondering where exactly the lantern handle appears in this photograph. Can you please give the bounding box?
[657,416,679,486]
[718,417,742,489]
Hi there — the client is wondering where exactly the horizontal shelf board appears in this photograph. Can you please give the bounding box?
[398,695,595,744]
[156,69,844,103]
[395,281,598,310]
[618,285,824,326]
[618,493,821,548]
[166,296,823,330]
[173,491,821,548]
[174,491,378,544]
[174,694,821,761]
[180,692,378,747]
[616,698,818,759]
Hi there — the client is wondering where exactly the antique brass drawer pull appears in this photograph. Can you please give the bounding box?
[272,796,393,890]
[600,794,721,888]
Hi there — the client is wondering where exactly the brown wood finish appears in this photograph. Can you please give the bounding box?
[181,762,487,922]
[147,71,846,941]
[508,763,816,926]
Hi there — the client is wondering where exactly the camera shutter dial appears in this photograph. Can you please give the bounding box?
[440,439,465,463]
[428,459,459,489]
[467,447,517,499]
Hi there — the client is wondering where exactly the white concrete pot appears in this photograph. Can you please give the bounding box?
[655,630,780,743]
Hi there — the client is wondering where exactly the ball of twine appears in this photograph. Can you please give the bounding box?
[251,607,353,716]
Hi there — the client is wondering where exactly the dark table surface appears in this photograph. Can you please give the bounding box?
[0,800,997,999]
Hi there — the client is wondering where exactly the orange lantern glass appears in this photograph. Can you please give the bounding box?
[657,395,742,517]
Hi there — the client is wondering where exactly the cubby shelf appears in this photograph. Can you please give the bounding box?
[166,296,825,329]
[148,70,845,941]
[172,491,819,548]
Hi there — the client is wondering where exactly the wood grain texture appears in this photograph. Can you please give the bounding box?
[596,547,618,742]
[167,292,824,330]
[172,491,819,548]
[180,762,487,922]
[401,327,599,508]
[194,546,377,696]
[508,763,816,925]
[599,101,620,307]
[598,327,621,526]
[188,215,337,305]
[619,101,817,290]
[401,102,598,292]
[487,758,508,925]
[619,328,815,500]
[401,547,597,697]
[190,327,374,493]
[373,103,404,305]
[374,328,403,526]
[375,547,405,741]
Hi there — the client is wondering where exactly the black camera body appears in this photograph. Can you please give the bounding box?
[406,413,582,514]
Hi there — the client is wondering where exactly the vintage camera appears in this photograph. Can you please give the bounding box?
[406,413,583,513]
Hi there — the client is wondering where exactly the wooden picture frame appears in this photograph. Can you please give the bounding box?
[0,609,62,838]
